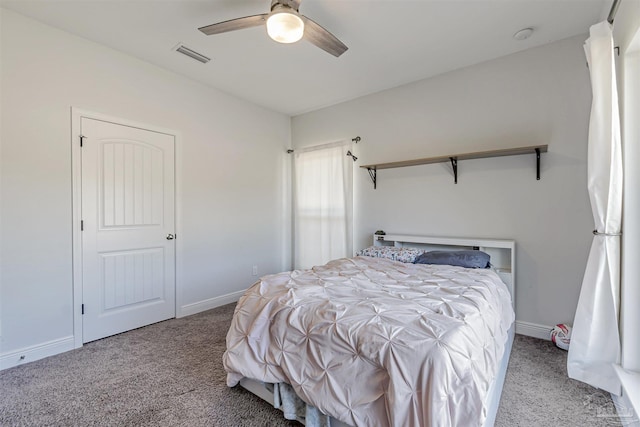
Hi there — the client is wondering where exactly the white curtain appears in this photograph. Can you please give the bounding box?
[567,21,622,395]
[294,141,353,270]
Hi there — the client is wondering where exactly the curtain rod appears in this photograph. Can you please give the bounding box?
[286,136,360,154]
[607,0,621,24]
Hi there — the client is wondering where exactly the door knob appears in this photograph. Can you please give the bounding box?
[166,234,175,240]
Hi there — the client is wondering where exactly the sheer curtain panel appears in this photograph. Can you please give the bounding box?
[567,21,622,395]
[294,141,353,270]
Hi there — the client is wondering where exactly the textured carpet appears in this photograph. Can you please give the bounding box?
[496,334,618,426]
[0,303,618,426]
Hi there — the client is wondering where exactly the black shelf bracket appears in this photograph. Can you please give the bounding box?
[535,148,541,180]
[450,157,458,184]
[367,167,377,189]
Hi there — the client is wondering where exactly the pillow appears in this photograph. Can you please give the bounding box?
[356,246,424,263]
[413,250,491,268]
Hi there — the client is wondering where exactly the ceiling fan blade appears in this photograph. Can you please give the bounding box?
[301,16,348,57]
[199,14,268,36]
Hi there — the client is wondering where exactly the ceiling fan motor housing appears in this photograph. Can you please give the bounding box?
[271,0,300,13]
[199,0,347,57]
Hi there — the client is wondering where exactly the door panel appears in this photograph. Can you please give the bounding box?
[82,118,175,343]
[101,141,164,228]
[100,248,164,311]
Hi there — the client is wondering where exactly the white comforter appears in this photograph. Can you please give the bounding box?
[224,256,515,427]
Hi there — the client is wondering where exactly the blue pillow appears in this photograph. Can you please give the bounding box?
[413,250,491,268]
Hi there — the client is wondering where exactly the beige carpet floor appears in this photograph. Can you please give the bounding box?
[0,303,618,426]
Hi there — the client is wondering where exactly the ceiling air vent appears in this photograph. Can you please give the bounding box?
[174,44,210,64]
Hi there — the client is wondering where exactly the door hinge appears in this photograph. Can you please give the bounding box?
[81,304,85,315]
[80,135,85,147]
[81,220,84,231]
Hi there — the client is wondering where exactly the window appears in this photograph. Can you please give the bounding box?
[293,142,353,270]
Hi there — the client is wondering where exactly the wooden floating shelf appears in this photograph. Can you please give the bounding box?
[360,145,548,170]
[360,144,548,188]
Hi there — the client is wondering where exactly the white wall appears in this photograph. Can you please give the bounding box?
[0,9,291,360]
[292,35,594,329]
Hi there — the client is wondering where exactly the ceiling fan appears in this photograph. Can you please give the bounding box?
[198,0,348,57]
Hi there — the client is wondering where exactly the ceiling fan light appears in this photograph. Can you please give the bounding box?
[266,11,304,44]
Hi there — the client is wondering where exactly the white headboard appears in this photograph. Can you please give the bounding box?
[372,234,516,307]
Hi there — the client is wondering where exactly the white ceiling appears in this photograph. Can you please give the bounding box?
[1,0,609,116]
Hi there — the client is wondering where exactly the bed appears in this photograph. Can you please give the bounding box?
[224,235,516,427]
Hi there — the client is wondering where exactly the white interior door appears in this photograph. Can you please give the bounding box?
[81,117,175,343]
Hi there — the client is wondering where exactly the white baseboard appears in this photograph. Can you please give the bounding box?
[178,289,246,318]
[0,291,247,370]
[612,390,640,426]
[0,335,75,371]
[515,320,553,340]
[614,365,640,426]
